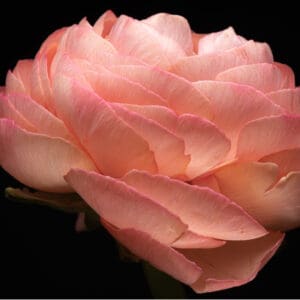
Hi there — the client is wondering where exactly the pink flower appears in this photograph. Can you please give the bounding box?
[1,10,299,293]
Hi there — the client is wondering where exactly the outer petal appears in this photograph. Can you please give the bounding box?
[172,41,273,81]
[108,15,188,68]
[122,170,267,240]
[197,27,246,55]
[237,115,300,161]
[263,172,300,231]
[143,13,194,55]
[53,75,157,177]
[103,221,202,285]
[93,10,117,37]
[0,119,96,192]
[182,232,284,293]
[267,88,300,114]
[65,169,187,244]
[216,63,295,93]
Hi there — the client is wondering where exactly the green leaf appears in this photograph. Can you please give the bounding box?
[5,187,90,214]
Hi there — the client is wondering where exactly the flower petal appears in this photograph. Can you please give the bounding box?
[237,115,300,161]
[197,27,246,55]
[53,74,157,177]
[267,88,300,114]
[112,104,189,177]
[0,119,96,192]
[216,63,295,93]
[171,231,226,249]
[93,10,117,37]
[143,13,194,55]
[65,169,187,244]
[182,232,284,293]
[103,221,202,285]
[108,15,188,68]
[172,41,273,81]
[214,161,285,230]
[263,172,300,231]
[122,170,267,240]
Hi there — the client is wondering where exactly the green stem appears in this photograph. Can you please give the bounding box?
[142,262,187,299]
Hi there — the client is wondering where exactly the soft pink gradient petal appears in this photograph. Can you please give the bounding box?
[213,161,297,230]
[263,171,300,231]
[103,221,202,285]
[143,13,194,55]
[176,114,231,178]
[182,232,284,293]
[108,15,188,68]
[110,64,212,119]
[237,115,300,161]
[171,231,226,249]
[93,10,117,37]
[260,148,300,177]
[112,104,189,177]
[5,71,26,94]
[193,81,282,149]
[172,41,273,81]
[122,170,267,240]
[53,75,157,177]
[192,175,221,193]
[267,88,300,114]
[216,63,295,93]
[0,119,96,192]
[5,93,73,141]
[65,169,187,244]
[197,27,246,55]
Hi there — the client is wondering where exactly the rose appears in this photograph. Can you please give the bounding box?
[1,10,299,293]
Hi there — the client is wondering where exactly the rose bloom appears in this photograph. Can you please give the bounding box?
[1,10,300,293]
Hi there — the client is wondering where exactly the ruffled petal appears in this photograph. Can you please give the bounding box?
[93,10,117,37]
[122,170,267,240]
[216,63,295,93]
[65,169,187,244]
[103,221,202,285]
[0,119,96,192]
[172,41,273,81]
[237,115,300,161]
[53,75,157,177]
[182,232,284,293]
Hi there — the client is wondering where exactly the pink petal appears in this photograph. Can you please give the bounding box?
[260,148,300,177]
[267,88,300,114]
[0,94,36,132]
[171,230,226,249]
[53,75,157,177]
[194,81,282,148]
[182,232,284,293]
[103,221,202,285]
[143,13,194,55]
[197,27,246,55]
[6,93,74,141]
[110,64,212,120]
[176,114,231,178]
[93,10,117,37]
[172,41,273,81]
[192,32,205,53]
[0,119,96,192]
[65,169,187,244]
[237,115,300,161]
[216,63,295,93]
[5,71,26,94]
[81,64,167,106]
[263,171,300,231]
[112,104,189,177]
[122,170,267,240]
[108,15,188,69]
[192,175,221,193]
[214,161,281,229]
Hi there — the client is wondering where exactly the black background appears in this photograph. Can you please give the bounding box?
[0,1,300,298]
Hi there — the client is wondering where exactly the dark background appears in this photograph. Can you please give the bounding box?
[0,1,300,298]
